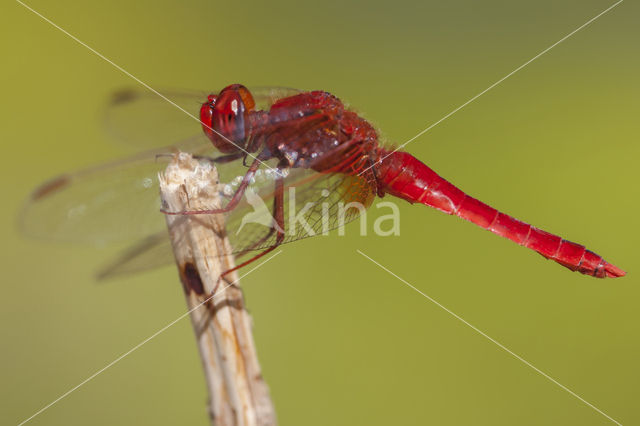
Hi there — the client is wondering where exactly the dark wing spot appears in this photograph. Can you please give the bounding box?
[32,175,70,201]
[110,89,140,105]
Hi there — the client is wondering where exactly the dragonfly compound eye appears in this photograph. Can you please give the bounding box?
[200,84,256,154]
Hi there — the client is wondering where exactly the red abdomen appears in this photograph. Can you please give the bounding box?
[376,150,625,278]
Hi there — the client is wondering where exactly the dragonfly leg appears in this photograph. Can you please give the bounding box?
[161,155,263,216]
[233,171,288,258]
[209,170,286,298]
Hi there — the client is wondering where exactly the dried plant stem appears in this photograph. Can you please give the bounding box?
[159,153,276,426]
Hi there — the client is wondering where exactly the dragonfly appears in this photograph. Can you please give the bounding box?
[21,84,625,279]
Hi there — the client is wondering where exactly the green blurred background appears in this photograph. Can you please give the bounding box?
[2,0,639,424]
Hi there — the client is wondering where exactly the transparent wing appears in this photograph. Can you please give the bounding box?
[20,139,212,245]
[104,86,302,149]
[223,168,377,255]
[96,167,377,280]
[96,232,175,280]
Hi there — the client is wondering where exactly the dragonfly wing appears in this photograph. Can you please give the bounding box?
[96,232,175,280]
[104,86,302,149]
[96,167,377,279]
[20,139,290,246]
[223,168,378,256]
[20,140,213,245]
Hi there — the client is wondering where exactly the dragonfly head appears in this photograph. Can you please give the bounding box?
[200,84,256,153]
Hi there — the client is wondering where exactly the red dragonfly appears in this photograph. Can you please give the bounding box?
[22,84,625,279]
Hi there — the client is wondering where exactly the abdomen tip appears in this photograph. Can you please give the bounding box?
[605,263,626,278]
